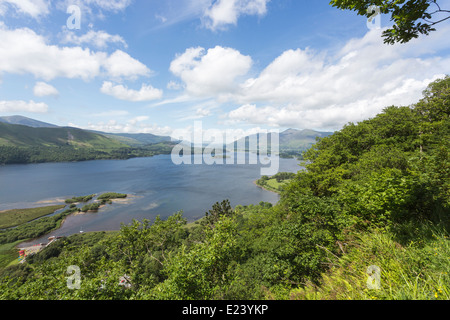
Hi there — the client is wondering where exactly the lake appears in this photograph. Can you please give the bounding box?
[0,153,302,243]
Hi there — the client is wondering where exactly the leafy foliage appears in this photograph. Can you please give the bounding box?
[0,77,449,300]
[330,0,450,44]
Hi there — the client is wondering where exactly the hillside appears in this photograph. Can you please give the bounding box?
[0,122,128,150]
[279,128,333,150]
[0,121,177,165]
[230,128,333,158]
[0,115,58,128]
[0,115,174,147]
[99,132,173,147]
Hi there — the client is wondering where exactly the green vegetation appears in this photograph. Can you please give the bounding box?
[0,123,127,149]
[290,223,450,300]
[0,208,78,246]
[0,205,66,229]
[256,172,296,193]
[330,0,450,44]
[80,202,102,213]
[65,195,96,204]
[231,129,332,159]
[75,193,128,211]
[97,193,127,201]
[0,143,176,165]
[0,76,448,300]
[0,121,177,165]
[0,240,24,269]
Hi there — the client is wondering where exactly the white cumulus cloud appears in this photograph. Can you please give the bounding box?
[61,30,128,49]
[203,0,270,30]
[33,82,59,97]
[86,0,132,12]
[101,81,163,102]
[78,119,172,135]
[0,100,49,113]
[225,27,450,130]
[0,25,151,81]
[0,0,50,18]
[170,45,252,97]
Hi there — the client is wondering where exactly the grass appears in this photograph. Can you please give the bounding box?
[0,205,66,229]
[289,223,450,300]
[0,122,127,149]
[255,178,291,194]
[0,240,24,268]
[97,192,127,200]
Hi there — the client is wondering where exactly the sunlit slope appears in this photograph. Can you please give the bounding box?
[0,122,128,150]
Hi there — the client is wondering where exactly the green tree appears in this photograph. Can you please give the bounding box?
[201,200,234,230]
[155,216,239,300]
[330,0,450,44]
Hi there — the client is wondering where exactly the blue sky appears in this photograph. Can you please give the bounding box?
[0,0,449,139]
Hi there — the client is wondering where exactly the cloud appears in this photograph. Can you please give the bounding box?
[0,100,49,113]
[86,0,132,12]
[33,82,59,97]
[103,50,151,80]
[146,0,211,30]
[167,80,183,90]
[91,110,129,117]
[0,0,50,18]
[76,118,173,135]
[224,27,450,130]
[170,45,252,97]
[61,30,128,49]
[101,81,163,101]
[0,25,151,81]
[203,0,270,31]
[57,0,132,14]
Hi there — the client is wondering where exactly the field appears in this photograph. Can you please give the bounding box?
[255,172,295,194]
[0,205,66,229]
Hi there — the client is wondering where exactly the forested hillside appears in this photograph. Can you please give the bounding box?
[0,76,448,300]
[0,122,177,164]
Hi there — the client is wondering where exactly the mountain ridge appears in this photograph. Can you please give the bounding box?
[0,121,128,149]
[0,115,58,128]
[0,115,333,154]
[0,115,173,147]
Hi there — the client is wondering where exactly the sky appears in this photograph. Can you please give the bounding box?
[0,0,449,140]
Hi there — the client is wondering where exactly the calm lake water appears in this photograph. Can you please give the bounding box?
[0,153,302,244]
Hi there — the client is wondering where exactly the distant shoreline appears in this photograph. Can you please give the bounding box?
[253,180,281,194]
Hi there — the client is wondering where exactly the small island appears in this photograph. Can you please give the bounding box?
[66,192,128,213]
[0,192,129,267]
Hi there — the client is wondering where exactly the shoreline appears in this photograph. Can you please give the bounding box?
[8,178,278,249]
[253,179,281,194]
[10,194,133,248]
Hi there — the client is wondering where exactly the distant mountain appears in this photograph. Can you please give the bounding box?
[0,115,174,147]
[99,132,173,147]
[0,115,58,128]
[230,128,334,154]
[0,122,128,149]
[279,128,334,151]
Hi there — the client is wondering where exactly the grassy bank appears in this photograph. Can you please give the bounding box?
[255,172,295,194]
[0,205,66,229]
